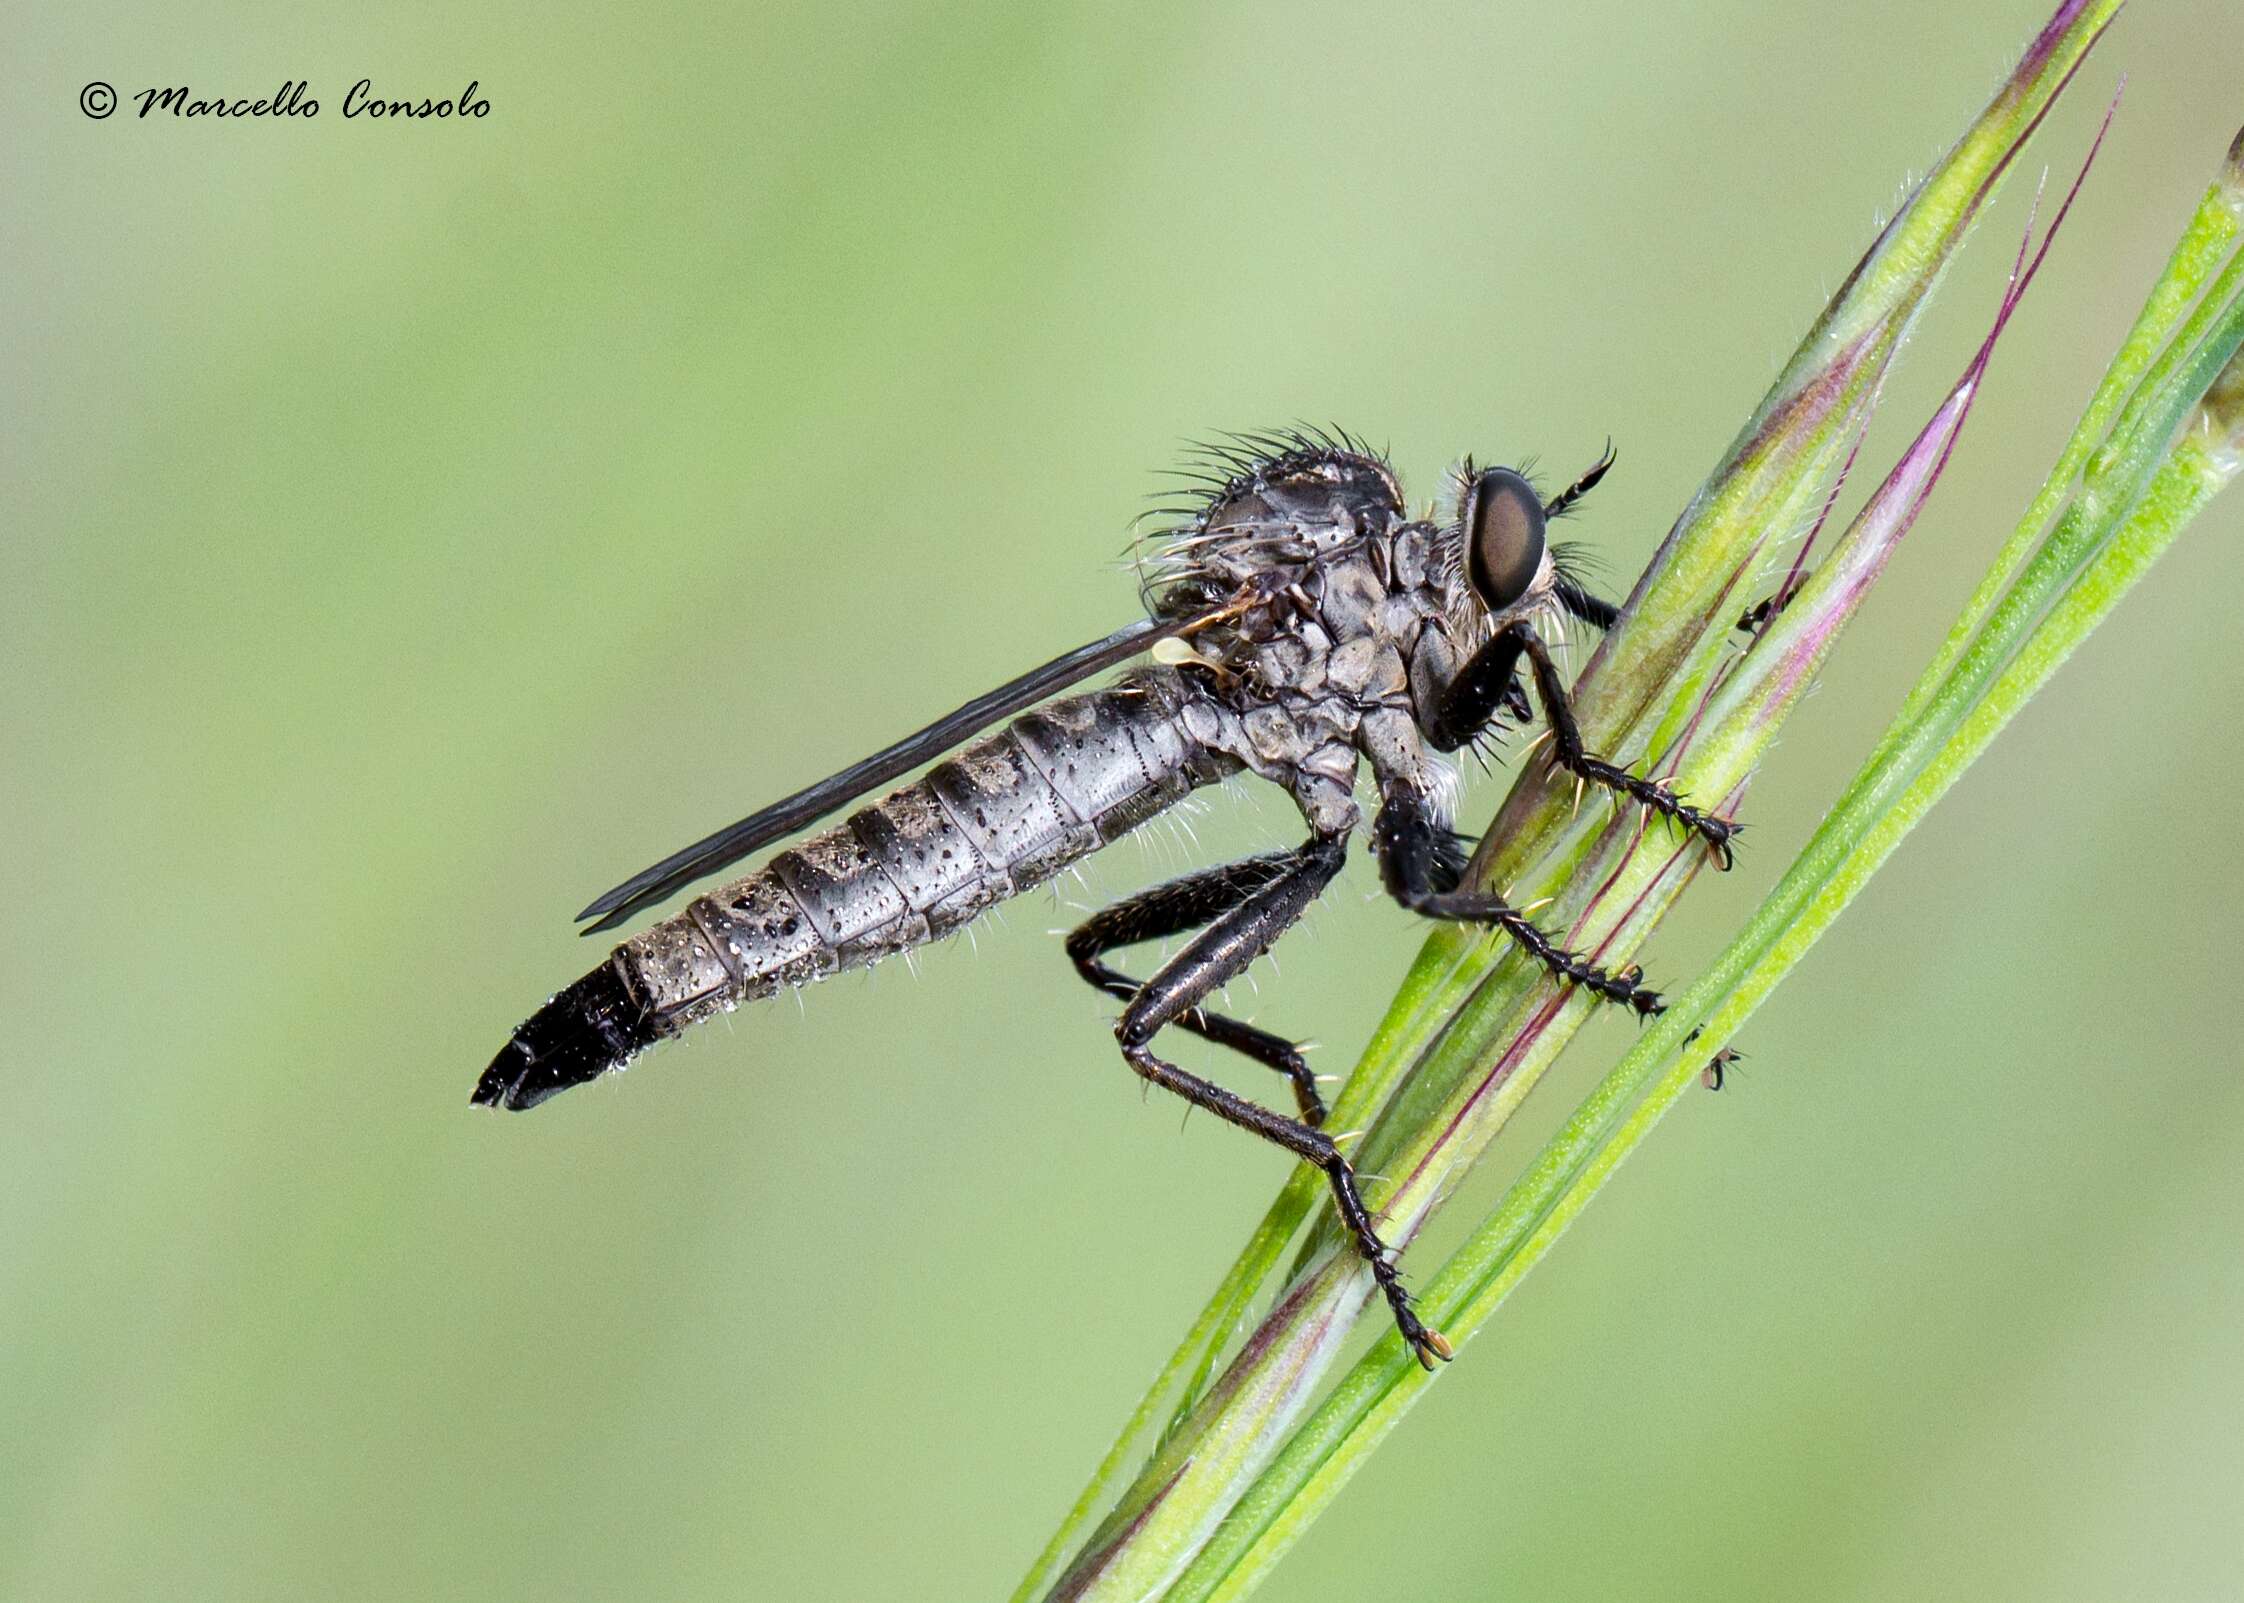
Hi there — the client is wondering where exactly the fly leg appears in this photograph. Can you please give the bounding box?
[1110,835,1453,1368]
[1067,854,1330,1124]
[1373,783,1662,1015]
[1553,578,1621,633]
[1511,625,1739,867]
[1427,624,1735,867]
[1545,448,1626,632]
[1541,442,1615,520]
[1737,572,1810,634]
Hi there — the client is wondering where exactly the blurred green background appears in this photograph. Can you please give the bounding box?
[8,2,2242,1598]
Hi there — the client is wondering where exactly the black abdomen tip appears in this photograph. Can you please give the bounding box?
[472,963,658,1111]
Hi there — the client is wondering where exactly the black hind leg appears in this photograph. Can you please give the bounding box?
[1103,836,1453,1368]
[1066,852,1329,1124]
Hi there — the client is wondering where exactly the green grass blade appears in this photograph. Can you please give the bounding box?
[1162,165,2244,1603]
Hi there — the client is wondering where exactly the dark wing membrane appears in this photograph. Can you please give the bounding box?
[575,616,1192,933]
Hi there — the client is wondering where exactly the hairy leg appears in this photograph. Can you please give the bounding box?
[1372,782,1661,1015]
[1107,836,1452,1367]
[1066,852,1328,1123]
[1513,624,1739,867]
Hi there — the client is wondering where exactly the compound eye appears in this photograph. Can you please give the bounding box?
[1465,467,1547,611]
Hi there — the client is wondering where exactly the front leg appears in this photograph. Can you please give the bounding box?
[1511,624,1739,868]
[1424,627,1532,754]
[1373,783,1661,1016]
[1110,835,1452,1368]
[1541,441,1616,521]
[1546,447,1623,631]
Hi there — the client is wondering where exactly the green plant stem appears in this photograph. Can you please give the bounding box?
[1161,263,2244,1603]
[1017,10,2123,1597]
[1005,930,1484,1603]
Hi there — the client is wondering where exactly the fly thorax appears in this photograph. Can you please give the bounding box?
[1249,619,1332,697]
[1291,736,1363,839]
[1249,633,1322,697]
[1321,636,1407,703]
[1357,704,1452,812]
[1386,523,1439,591]
[1240,703,1307,768]
[1313,556,1389,638]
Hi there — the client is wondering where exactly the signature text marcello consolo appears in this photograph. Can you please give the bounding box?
[131,80,489,120]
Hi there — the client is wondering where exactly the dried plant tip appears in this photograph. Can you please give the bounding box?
[2224,125,2244,217]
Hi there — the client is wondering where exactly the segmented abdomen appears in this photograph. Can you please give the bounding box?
[474,671,1234,1108]
[615,671,1226,1040]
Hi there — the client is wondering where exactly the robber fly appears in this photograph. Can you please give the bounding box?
[475,429,1737,1365]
